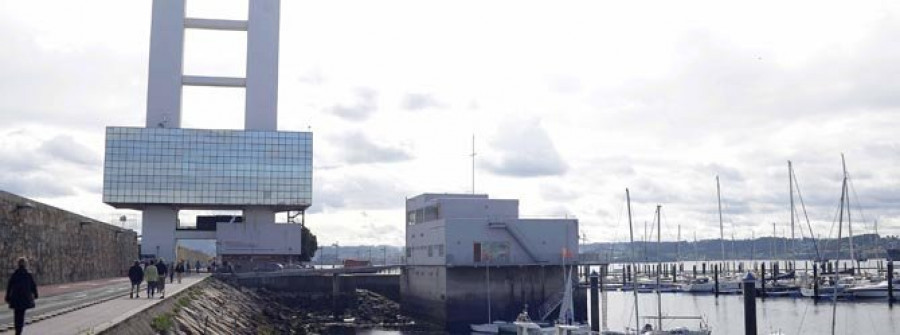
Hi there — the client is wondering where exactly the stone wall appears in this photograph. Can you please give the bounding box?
[0,190,139,289]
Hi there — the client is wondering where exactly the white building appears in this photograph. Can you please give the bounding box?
[402,193,580,330]
[102,0,311,264]
[405,193,578,266]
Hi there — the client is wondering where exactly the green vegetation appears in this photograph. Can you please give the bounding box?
[150,313,174,333]
[300,225,318,261]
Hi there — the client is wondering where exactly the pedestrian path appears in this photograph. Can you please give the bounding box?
[1,274,209,335]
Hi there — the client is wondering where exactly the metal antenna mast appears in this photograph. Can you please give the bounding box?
[470,134,476,194]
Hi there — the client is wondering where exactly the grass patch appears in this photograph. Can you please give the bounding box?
[151,313,174,333]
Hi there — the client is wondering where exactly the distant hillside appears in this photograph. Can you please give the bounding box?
[177,245,214,262]
[582,233,900,262]
[178,240,217,256]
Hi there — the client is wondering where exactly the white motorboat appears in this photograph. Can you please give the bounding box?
[680,276,741,293]
[799,276,856,298]
[680,277,714,292]
[844,278,900,298]
[471,320,509,333]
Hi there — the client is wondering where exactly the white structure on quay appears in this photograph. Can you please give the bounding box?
[102,0,312,264]
[402,193,580,330]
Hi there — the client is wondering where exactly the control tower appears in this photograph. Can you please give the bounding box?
[102,0,312,264]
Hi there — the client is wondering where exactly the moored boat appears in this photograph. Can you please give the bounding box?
[844,278,900,298]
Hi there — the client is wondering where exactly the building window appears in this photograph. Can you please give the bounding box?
[473,243,481,262]
[407,211,416,226]
[428,245,434,257]
[438,244,444,257]
[406,247,411,258]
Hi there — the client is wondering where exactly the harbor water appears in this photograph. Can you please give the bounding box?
[593,290,898,334]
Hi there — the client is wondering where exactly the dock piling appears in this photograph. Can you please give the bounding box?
[760,263,767,299]
[743,272,758,335]
[813,263,819,303]
[714,264,719,297]
[888,262,894,305]
[590,271,599,332]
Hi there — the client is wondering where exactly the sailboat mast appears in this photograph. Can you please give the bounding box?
[656,204,663,331]
[832,155,848,335]
[772,223,777,258]
[677,225,681,262]
[717,175,725,263]
[843,154,855,263]
[789,161,796,253]
[751,231,755,261]
[625,189,640,334]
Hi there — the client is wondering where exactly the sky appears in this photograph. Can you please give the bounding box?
[2,0,899,246]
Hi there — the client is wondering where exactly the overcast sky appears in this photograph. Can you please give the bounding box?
[2,0,899,246]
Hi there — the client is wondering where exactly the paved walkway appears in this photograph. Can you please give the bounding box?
[2,274,209,335]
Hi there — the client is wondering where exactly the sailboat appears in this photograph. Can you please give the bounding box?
[682,176,740,294]
[603,191,711,335]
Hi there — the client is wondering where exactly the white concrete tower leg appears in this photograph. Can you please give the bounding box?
[245,0,280,131]
[146,0,185,129]
[141,206,178,262]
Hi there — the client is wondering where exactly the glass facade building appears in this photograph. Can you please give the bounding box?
[102,127,312,210]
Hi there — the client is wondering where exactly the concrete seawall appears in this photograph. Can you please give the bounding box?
[0,191,139,289]
[231,273,401,301]
[402,265,587,332]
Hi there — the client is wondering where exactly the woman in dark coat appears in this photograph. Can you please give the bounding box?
[5,257,38,335]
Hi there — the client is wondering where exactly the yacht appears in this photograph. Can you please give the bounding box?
[844,278,900,298]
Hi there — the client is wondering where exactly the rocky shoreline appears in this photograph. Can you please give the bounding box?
[160,277,439,334]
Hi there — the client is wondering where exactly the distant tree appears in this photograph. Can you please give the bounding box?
[300,225,318,262]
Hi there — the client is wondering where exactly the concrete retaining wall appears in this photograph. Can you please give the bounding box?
[232,273,401,301]
[0,191,139,288]
[402,265,586,332]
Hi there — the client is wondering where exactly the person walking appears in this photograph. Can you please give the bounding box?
[144,259,159,298]
[6,257,38,335]
[127,261,143,298]
[155,258,168,299]
[175,260,185,284]
[196,260,202,273]
[168,261,175,284]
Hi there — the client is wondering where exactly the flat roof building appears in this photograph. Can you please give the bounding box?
[405,193,578,266]
[402,193,581,330]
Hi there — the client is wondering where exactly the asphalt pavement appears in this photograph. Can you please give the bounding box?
[0,273,208,334]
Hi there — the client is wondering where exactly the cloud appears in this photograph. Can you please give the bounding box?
[330,131,412,165]
[0,129,101,199]
[0,173,76,198]
[0,11,145,129]
[483,118,568,177]
[297,69,325,85]
[310,173,409,213]
[39,135,101,166]
[401,93,444,111]
[329,88,377,121]
[539,183,580,202]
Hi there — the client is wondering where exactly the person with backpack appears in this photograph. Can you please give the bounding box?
[175,260,185,284]
[155,258,168,298]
